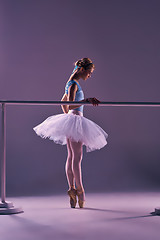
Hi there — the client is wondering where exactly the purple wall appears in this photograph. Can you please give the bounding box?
[1,0,160,196]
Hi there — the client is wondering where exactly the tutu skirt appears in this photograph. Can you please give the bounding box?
[33,110,108,152]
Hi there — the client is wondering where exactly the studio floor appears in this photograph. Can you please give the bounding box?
[0,192,160,240]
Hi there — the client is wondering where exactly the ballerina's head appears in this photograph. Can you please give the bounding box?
[72,58,95,81]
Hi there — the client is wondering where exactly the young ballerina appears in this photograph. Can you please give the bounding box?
[33,58,108,208]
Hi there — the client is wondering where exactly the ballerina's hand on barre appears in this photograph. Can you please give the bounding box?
[83,97,101,106]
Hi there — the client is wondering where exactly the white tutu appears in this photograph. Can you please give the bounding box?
[33,110,108,152]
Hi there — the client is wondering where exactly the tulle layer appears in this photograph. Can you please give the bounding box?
[33,112,108,152]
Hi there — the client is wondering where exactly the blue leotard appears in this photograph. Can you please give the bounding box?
[65,80,84,113]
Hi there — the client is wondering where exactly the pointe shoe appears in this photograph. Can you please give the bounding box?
[77,189,85,208]
[67,188,77,208]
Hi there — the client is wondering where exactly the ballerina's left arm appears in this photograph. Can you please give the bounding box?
[61,91,101,114]
[61,82,82,113]
[60,82,79,113]
[61,82,101,113]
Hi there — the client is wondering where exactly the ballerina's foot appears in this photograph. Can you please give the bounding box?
[77,188,85,208]
[67,187,77,208]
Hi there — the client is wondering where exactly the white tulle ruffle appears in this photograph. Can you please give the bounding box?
[33,110,108,152]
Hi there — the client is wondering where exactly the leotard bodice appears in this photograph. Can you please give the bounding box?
[65,80,84,113]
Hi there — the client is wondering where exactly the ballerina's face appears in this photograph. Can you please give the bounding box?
[81,68,94,81]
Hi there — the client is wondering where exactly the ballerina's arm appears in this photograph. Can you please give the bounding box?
[60,93,68,113]
[67,82,81,111]
[67,83,100,109]
[60,82,83,113]
[61,83,100,113]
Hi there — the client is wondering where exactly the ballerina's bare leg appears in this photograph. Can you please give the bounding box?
[65,138,75,189]
[69,139,85,201]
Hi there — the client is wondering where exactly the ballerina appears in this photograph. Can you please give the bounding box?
[33,57,108,208]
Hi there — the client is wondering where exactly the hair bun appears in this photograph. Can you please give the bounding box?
[75,60,83,67]
[74,58,95,70]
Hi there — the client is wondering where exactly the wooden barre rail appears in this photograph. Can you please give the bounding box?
[1,100,160,106]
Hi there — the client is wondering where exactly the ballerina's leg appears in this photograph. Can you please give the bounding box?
[70,140,85,201]
[65,138,75,189]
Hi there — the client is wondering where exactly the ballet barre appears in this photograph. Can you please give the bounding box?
[1,100,160,106]
[1,100,160,215]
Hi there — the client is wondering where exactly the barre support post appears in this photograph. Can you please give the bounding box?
[1,103,6,203]
[0,103,23,214]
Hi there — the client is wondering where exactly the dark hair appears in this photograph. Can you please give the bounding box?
[74,58,95,70]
